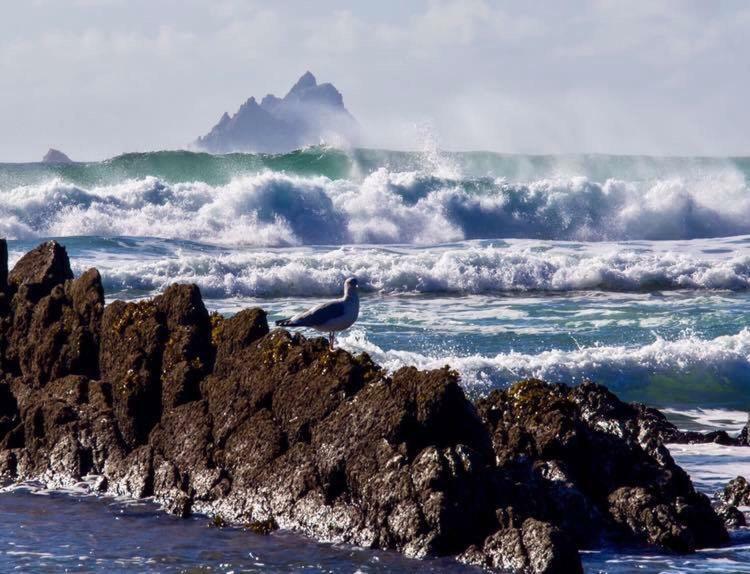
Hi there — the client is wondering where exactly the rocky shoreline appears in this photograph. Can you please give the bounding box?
[0,240,747,573]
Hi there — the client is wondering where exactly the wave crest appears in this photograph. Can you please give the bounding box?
[69,240,750,297]
[2,167,750,245]
[339,328,750,407]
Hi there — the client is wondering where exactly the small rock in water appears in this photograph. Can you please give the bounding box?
[721,476,750,507]
[210,515,228,528]
[245,518,278,536]
[714,502,747,529]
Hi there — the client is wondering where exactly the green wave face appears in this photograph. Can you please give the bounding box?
[0,147,356,188]
[3,147,750,190]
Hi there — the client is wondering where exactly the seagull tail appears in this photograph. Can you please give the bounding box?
[275,318,295,327]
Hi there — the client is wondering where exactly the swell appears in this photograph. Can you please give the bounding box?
[339,328,750,409]
[2,166,750,244]
[38,239,750,296]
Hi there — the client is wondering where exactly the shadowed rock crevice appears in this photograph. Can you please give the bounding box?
[0,241,734,573]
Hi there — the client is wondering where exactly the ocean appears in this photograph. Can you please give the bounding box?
[2,146,750,572]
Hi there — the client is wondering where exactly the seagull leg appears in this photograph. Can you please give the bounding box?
[328,332,335,350]
[330,332,336,350]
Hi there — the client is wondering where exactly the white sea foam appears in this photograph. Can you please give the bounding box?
[337,327,750,393]
[668,443,750,493]
[2,166,750,246]
[69,238,750,297]
[662,408,749,433]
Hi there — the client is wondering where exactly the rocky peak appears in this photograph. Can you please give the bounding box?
[7,240,74,296]
[194,72,357,154]
[287,71,317,96]
[42,148,73,164]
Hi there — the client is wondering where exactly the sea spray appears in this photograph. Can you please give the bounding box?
[2,148,750,245]
[45,238,750,297]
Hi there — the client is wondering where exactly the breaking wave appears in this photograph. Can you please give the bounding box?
[68,239,750,297]
[339,328,750,408]
[1,154,750,245]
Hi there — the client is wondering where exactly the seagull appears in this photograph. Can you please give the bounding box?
[275,277,360,350]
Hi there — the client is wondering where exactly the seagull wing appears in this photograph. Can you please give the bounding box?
[277,300,345,327]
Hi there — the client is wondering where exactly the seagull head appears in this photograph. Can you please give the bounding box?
[344,276,359,294]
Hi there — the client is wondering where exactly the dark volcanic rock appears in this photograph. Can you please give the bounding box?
[8,240,74,296]
[631,403,750,447]
[0,239,7,294]
[100,284,211,448]
[721,476,750,507]
[1,242,102,385]
[714,502,746,529]
[0,242,734,573]
[738,418,750,446]
[475,380,728,553]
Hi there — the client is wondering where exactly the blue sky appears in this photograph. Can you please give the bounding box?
[1,0,749,160]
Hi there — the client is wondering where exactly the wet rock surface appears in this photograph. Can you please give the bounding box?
[721,476,750,507]
[0,242,734,573]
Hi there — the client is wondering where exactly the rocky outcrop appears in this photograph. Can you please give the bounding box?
[195,71,358,153]
[0,242,732,573]
[589,393,750,447]
[41,148,74,164]
[471,381,727,555]
[713,476,750,529]
[720,476,750,507]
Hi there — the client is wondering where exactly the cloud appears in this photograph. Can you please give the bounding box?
[0,0,748,160]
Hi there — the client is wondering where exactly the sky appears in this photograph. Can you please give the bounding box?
[1,0,749,161]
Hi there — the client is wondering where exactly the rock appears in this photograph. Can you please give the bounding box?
[476,380,728,552]
[738,417,749,446]
[0,242,736,574]
[0,238,7,294]
[1,268,103,385]
[460,516,582,574]
[714,502,746,529]
[721,476,750,507]
[246,517,279,535]
[100,284,211,448]
[42,148,74,164]
[8,241,74,297]
[195,71,358,153]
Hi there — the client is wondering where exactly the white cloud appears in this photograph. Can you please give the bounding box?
[0,0,748,160]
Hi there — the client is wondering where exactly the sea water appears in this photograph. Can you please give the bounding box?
[1,147,750,572]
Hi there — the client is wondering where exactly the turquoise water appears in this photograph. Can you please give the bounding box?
[2,147,750,571]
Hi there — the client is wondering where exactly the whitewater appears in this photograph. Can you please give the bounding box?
[2,147,750,572]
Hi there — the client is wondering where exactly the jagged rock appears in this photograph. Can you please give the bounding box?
[476,380,728,552]
[1,268,103,385]
[0,242,102,386]
[739,418,749,446]
[0,381,18,442]
[460,517,582,574]
[0,242,735,574]
[100,284,211,448]
[721,476,750,507]
[0,238,7,294]
[195,71,358,153]
[714,502,746,529]
[7,240,73,296]
[42,149,74,164]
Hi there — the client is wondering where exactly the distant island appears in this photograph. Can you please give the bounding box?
[194,71,358,154]
[42,148,73,163]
